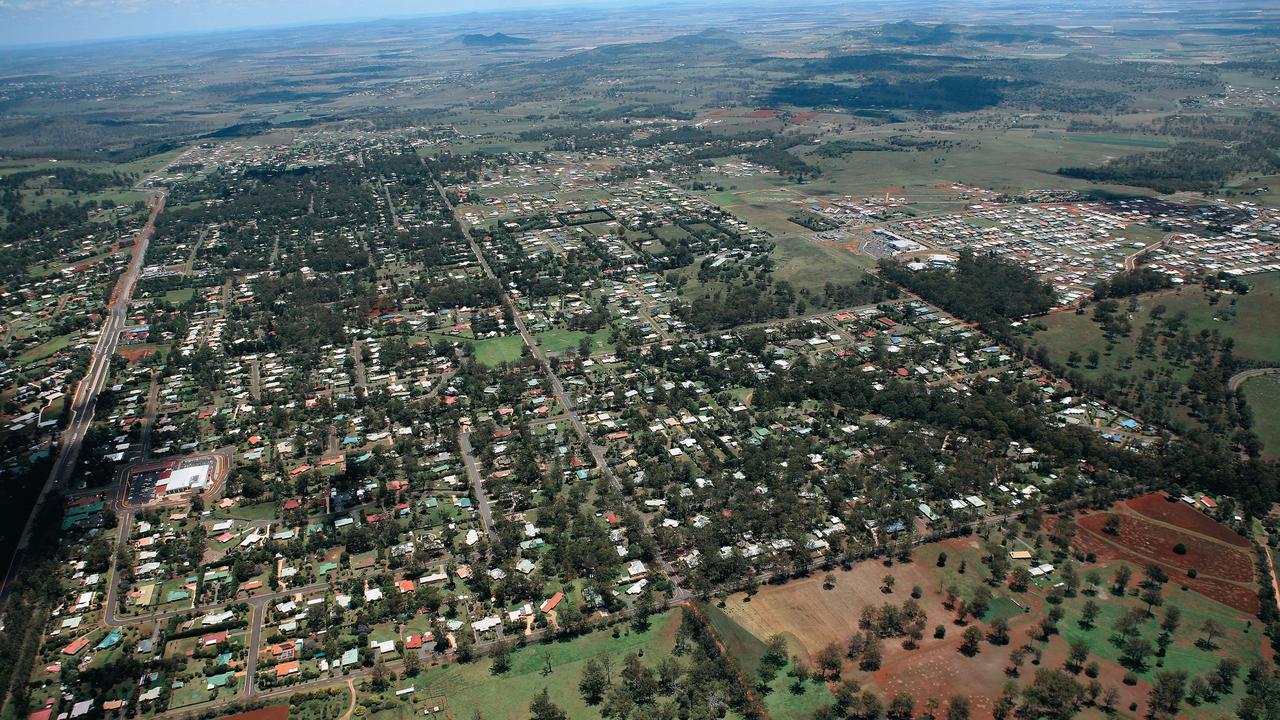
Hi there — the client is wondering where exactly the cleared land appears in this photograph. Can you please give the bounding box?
[714,496,1264,718]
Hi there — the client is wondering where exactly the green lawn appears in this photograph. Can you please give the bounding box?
[212,501,278,522]
[16,334,76,364]
[1058,572,1264,684]
[472,335,526,367]
[373,609,683,720]
[534,329,613,355]
[760,660,837,720]
[1242,374,1280,458]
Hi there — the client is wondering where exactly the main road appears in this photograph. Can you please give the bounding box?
[0,191,165,601]
[434,180,689,600]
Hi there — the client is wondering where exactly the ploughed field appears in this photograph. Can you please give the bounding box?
[1074,493,1258,614]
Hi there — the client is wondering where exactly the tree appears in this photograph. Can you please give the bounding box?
[1147,670,1188,720]
[403,646,420,675]
[1079,599,1100,628]
[887,692,914,720]
[1160,605,1181,635]
[579,658,608,705]
[1120,636,1153,670]
[817,642,843,679]
[882,575,896,593]
[1140,584,1163,615]
[847,632,867,660]
[371,659,391,690]
[491,641,512,675]
[946,695,971,720]
[855,690,885,720]
[556,598,584,635]
[633,585,655,631]
[960,626,983,656]
[860,635,883,671]
[1211,657,1240,696]
[529,688,568,720]
[1113,564,1132,594]
[1200,619,1224,649]
[987,617,1010,645]
[1066,639,1089,673]
[1009,566,1032,592]
[1018,668,1083,720]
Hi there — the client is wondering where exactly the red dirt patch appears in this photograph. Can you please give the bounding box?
[1125,493,1249,548]
[1077,513,1253,582]
[117,348,153,364]
[1074,511,1258,615]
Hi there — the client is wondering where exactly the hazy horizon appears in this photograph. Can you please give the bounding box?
[0,0,641,48]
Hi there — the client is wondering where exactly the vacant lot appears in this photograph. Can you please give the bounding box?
[472,335,525,366]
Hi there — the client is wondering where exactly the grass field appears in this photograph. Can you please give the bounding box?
[16,334,76,365]
[533,329,612,355]
[472,335,526,367]
[771,234,875,294]
[792,127,1165,207]
[1061,133,1172,149]
[1242,374,1280,458]
[1031,273,1280,386]
[367,609,682,720]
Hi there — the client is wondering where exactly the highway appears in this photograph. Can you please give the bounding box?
[0,191,164,602]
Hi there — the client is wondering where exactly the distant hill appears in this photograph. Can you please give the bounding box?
[541,28,742,70]
[459,33,535,47]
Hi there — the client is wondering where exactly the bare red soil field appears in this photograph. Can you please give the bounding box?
[1077,513,1254,582]
[1073,509,1259,615]
[1126,493,1249,547]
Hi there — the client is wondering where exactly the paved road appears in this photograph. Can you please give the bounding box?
[1228,367,1280,392]
[380,177,403,232]
[457,431,497,542]
[139,374,160,459]
[0,192,164,601]
[436,181,689,600]
[242,601,266,697]
[351,338,369,393]
[1123,233,1171,271]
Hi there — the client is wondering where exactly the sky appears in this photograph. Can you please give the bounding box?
[0,0,614,47]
